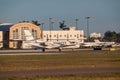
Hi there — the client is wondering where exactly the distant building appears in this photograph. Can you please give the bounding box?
[0,23,12,48]
[90,32,101,38]
[42,27,84,43]
[0,31,3,48]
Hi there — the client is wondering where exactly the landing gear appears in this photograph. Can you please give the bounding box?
[42,49,45,52]
[93,46,102,50]
[58,47,62,52]
[59,48,61,52]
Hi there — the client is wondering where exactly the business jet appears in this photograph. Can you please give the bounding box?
[80,39,116,48]
[23,30,62,52]
[94,39,115,47]
[23,30,80,52]
[54,40,80,49]
[79,41,100,48]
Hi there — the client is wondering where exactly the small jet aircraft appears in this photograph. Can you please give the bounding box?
[94,39,115,47]
[23,30,62,52]
[80,39,115,48]
[79,42,100,48]
[53,40,80,49]
[23,30,80,52]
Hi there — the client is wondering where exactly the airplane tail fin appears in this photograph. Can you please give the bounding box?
[94,39,100,43]
[24,30,34,41]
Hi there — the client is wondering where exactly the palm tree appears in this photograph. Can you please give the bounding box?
[31,20,41,26]
[59,20,66,29]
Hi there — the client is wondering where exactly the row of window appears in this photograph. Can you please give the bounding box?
[43,34,83,38]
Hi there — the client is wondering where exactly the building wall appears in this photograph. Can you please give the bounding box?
[90,32,101,38]
[42,29,84,43]
[0,31,3,48]
[9,22,41,48]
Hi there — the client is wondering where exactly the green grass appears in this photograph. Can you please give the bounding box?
[0,50,120,71]
[1,73,120,80]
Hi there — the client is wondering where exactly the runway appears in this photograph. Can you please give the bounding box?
[0,67,120,78]
[0,48,119,55]
[0,49,92,55]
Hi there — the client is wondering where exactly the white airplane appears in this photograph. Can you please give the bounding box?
[79,41,100,48]
[112,43,120,47]
[80,39,115,48]
[94,39,115,47]
[23,30,62,52]
[54,40,80,49]
[23,30,80,52]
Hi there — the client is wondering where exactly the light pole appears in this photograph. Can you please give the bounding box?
[85,17,90,38]
[51,22,54,30]
[41,23,44,39]
[49,18,52,41]
[75,19,79,30]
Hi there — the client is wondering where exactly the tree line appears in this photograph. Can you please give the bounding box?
[103,31,120,42]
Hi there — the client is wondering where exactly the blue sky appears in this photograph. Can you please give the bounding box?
[0,0,120,36]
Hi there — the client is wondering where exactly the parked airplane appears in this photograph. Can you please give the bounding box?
[80,39,115,48]
[23,30,62,52]
[94,39,115,47]
[112,43,120,47]
[23,30,80,52]
[54,40,80,49]
[79,41,100,48]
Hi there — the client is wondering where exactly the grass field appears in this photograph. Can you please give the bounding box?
[1,73,120,80]
[0,50,120,80]
[0,50,120,71]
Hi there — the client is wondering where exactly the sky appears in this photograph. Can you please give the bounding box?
[0,0,120,36]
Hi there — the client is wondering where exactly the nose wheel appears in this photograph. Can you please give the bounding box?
[42,49,45,52]
[58,47,62,52]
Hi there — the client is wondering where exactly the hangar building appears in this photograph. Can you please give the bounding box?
[0,22,41,48]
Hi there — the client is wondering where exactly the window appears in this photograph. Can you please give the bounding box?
[13,29,18,39]
[77,34,79,38]
[32,29,37,39]
[49,35,51,37]
[54,35,56,37]
[80,35,83,37]
[60,35,62,37]
[13,42,16,48]
[74,35,76,37]
[44,35,46,37]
